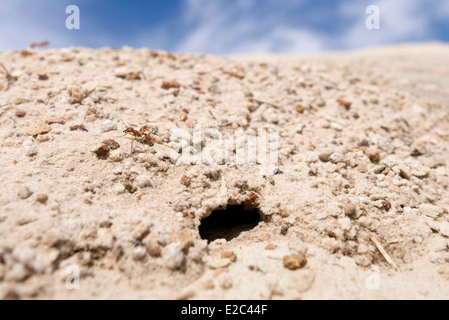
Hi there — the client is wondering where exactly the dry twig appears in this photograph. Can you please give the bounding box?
[370,235,400,272]
[0,62,17,89]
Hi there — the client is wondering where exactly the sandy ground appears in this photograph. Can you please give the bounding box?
[1,43,449,300]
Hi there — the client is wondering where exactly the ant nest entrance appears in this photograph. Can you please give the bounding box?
[199,201,264,243]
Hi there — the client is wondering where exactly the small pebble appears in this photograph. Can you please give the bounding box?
[419,204,443,219]
[70,125,88,132]
[315,97,326,107]
[412,166,430,179]
[27,67,48,80]
[144,237,161,257]
[296,105,305,113]
[99,220,113,228]
[92,144,110,158]
[112,183,126,195]
[102,139,120,150]
[114,68,142,80]
[162,242,184,270]
[153,143,176,159]
[67,86,87,104]
[161,80,181,90]
[337,162,347,170]
[398,165,411,180]
[280,225,289,235]
[5,263,29,281]
[23,137,38,156]
[136,175,152,188]
[369,194,387,201]
[207,258,231,269]
[382,201,392,211]
[411,141,427,156]
[132,246,147,261]
[318,149,333,162]
[36,194,48,204]
[15,110,26,118]
[101,120,118,133]
[438,222,449,237]
[339,217,352,232]
[221,251,237,262]
[428,237,448,252]
[180,175,191,186]
[109,150,124,162]
[329,152,346,164]
[36,134,50,143]
[370,164,386,174]
[365,148,381,163]
[345,205,363,220]
[171,229,194,251]
[46,116,65,125]
[321,238,341,252]
[283,253,308,270]
[426,218,440,232]
[208,85,221,94]
[18,187,33,199]
[14,97,29,105]
[25,123,52,137]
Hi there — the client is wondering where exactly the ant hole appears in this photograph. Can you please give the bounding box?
[199,204,262,243]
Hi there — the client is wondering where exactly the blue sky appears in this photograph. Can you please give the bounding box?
[1,0,448,53]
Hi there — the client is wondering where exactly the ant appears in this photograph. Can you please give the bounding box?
[121,120,157,154]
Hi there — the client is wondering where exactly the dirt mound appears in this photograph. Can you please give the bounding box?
[1,44,449,299]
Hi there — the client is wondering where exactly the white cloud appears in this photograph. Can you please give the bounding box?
[0,1,121,51]
[0,0,447,53]
[0,1,75,50]
[230,27,326,53]
[176,0,325,53]
[337,0,432,49]
[175,0,447,53]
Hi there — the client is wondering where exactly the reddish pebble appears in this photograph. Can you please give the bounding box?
[15,110,26,118]
[70,125,88,132]
[102,139,120,150]
[161,80,181,90]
